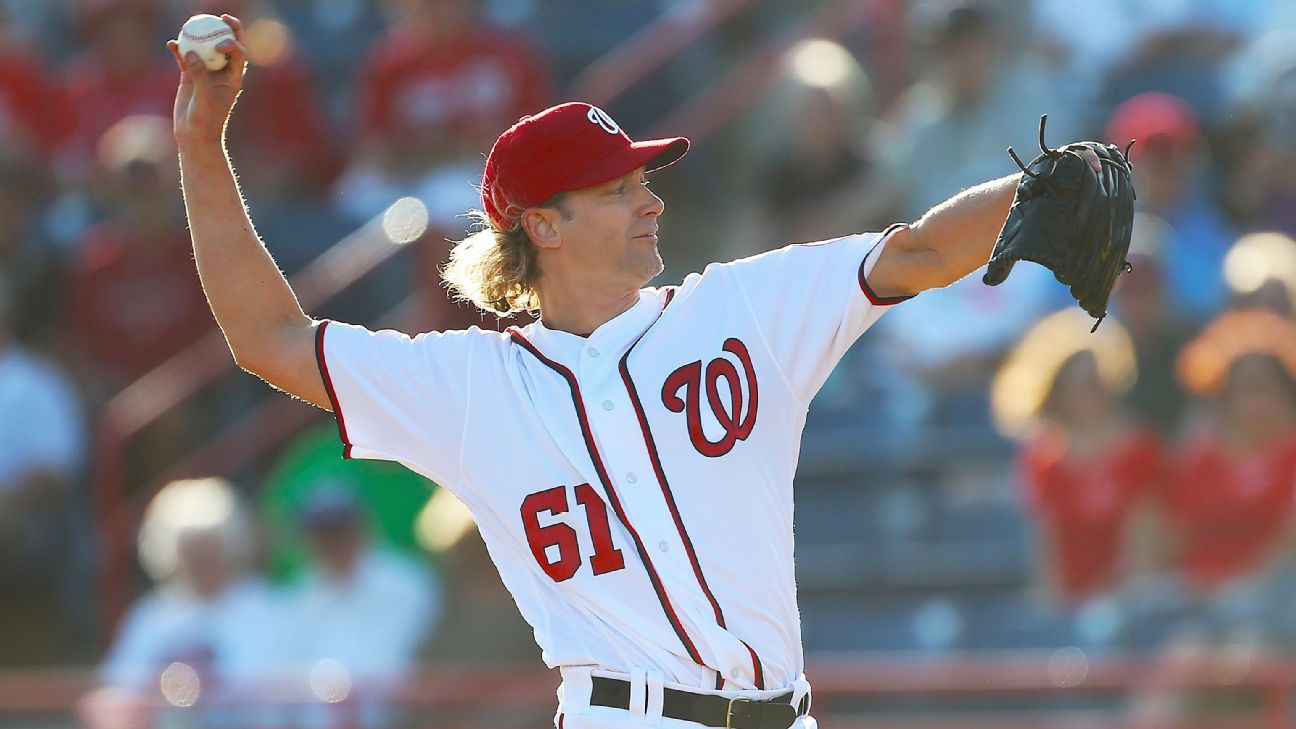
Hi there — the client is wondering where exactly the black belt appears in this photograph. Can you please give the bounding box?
[590,675,808,729]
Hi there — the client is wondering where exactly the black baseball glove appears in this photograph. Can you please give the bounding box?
[982,115,1136,331]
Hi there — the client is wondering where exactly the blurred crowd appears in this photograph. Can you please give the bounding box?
[2,0,1296,725]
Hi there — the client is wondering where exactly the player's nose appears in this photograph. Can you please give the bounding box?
[641,187,665,217]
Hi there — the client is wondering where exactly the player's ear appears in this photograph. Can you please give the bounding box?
[522,208,561,250]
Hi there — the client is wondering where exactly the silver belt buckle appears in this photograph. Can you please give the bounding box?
[725,696,752,729]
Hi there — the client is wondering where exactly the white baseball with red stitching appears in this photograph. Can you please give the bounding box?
[177,14,234,71]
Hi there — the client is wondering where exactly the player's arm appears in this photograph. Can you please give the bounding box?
[869,150,1103,298]
[866,174,1019,298]
[167,16,329,410]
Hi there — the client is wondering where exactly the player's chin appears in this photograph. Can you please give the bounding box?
[628,249,665,284]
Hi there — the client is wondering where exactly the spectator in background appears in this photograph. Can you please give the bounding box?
[1222,232,1296,318]
[334,0,552,226]
[872,0,1080,221]
[0,274,86,665]
[1215,45,1296,237]
[195,0,338,207]
[64,115,209,396]
[991,309,1167,606]
[54,0,174,186]
[283,484,441,729]
[1110,213,1195,435]
[1108,92,1236,321]
[1033,0,1245,124]
[83,477,287,729]
[1128,310,1296,725]
[182,0,354,280]
[0,11,65,165]
[1220,47,1296,238]
[334,0,553,331]
[259,423,437,581]
[731,38,886,258]
[866,1,1073,429]
[1167,310,1296,601]
[0,153,65,351]
[259,425,444,724]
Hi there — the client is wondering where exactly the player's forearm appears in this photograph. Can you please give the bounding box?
[905,174,1019,289]
[178,139,311,365]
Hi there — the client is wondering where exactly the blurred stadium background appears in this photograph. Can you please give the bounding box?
[3,0,1296,727]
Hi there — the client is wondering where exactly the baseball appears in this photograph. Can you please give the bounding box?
[176,14,235,71]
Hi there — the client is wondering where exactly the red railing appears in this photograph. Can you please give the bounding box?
[8,654,1296,728]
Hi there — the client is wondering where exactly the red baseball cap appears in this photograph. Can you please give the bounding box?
[480,102,689,231]
[1106,92,1200,161]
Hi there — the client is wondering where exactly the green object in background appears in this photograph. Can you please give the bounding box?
[260,423,436,580]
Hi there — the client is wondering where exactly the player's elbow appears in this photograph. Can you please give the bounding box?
[899,228,989,292]
[231,344,287,390]
[226,320,328,405]
[870,227,946,296]
[923,255,968,291]
[231,346,267,378]
[226,332,274,375]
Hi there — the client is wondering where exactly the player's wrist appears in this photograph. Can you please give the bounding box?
[176,135,229,167]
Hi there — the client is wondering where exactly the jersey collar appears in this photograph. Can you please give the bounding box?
[523,288,663,366]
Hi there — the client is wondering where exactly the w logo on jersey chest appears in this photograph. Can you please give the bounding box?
[661,338,758,457]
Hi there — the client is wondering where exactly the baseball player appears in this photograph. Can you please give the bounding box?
[168,16,1110,729]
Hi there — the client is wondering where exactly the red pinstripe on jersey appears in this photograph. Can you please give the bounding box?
[618,297,766,690]
[741,639,765,690]
[507,326,710,671]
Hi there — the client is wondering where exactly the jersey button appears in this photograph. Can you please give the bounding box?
[626,473,638,484]
[657,541,669,553]
[602,400,614,411]
[730,668,741,680]
[587,347,600,357]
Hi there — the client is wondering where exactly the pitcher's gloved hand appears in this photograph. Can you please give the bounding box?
[983,115,1136,332]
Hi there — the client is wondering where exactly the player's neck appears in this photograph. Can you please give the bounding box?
[535,282,641,337]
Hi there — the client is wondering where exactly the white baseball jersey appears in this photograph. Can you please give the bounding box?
[314,224,912,695]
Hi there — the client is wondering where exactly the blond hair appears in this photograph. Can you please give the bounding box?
[442,192,571,316]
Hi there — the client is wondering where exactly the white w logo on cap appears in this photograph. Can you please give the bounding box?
[586,105,620,135]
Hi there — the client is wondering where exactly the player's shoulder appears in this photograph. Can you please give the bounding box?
[700,232,886,284]
[726,232,883,268]
[324,320,515,362]
[328,320,510,342]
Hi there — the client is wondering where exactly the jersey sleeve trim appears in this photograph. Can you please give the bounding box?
[858,223,916,306]
[313,319,355,459]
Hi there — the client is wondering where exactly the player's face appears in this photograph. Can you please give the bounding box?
[553,167,665,288]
